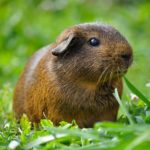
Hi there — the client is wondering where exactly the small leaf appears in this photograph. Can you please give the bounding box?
[20,114,31,134]
[144,116,150,124]
[40,119,54,128]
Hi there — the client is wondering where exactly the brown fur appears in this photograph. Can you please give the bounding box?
[13,23,133,128]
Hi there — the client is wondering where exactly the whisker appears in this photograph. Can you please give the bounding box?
[97,65,109,86]
[101,65,111,85]
[117,66,120,79]
[102,67,110,85]
[108,68,113,86]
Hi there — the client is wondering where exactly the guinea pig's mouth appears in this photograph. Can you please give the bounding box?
[97,54,133,85]
[97,67,128,85]
[115,69,128,76]
[113,57,133,77]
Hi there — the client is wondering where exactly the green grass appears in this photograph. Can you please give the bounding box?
[0,80,150,150]
[0,0,150,149]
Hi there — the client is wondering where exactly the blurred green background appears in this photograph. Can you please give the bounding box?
[0,0,150,97]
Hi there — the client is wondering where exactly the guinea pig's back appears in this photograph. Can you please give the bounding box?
[13,45,51,119]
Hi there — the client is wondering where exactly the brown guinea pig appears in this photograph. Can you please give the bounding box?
[13,22,133,128]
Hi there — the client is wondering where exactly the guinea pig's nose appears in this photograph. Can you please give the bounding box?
[120,52,132,62]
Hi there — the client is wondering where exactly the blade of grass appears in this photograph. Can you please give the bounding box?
[124,76,150,106]
[24,134,66,150]
[125,131,150,150]
[113,88,134,125]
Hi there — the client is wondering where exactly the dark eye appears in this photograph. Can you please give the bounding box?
[88,38,100,46]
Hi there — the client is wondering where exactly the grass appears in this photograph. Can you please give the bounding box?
[0,0,150,149]
[0,78,150,150]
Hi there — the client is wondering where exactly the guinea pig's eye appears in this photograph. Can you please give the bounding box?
[88,38,100,46]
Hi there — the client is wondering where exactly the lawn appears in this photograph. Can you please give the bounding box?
[0,0,150,149]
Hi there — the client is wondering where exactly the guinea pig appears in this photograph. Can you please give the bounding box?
[13,22,133,128]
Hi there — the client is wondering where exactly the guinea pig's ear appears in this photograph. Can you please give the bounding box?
[51,33,75,56]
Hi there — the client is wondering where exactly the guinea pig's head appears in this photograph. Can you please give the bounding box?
[51,23,133,86]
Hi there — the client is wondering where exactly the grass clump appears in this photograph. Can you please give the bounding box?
[0,78,150,150]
